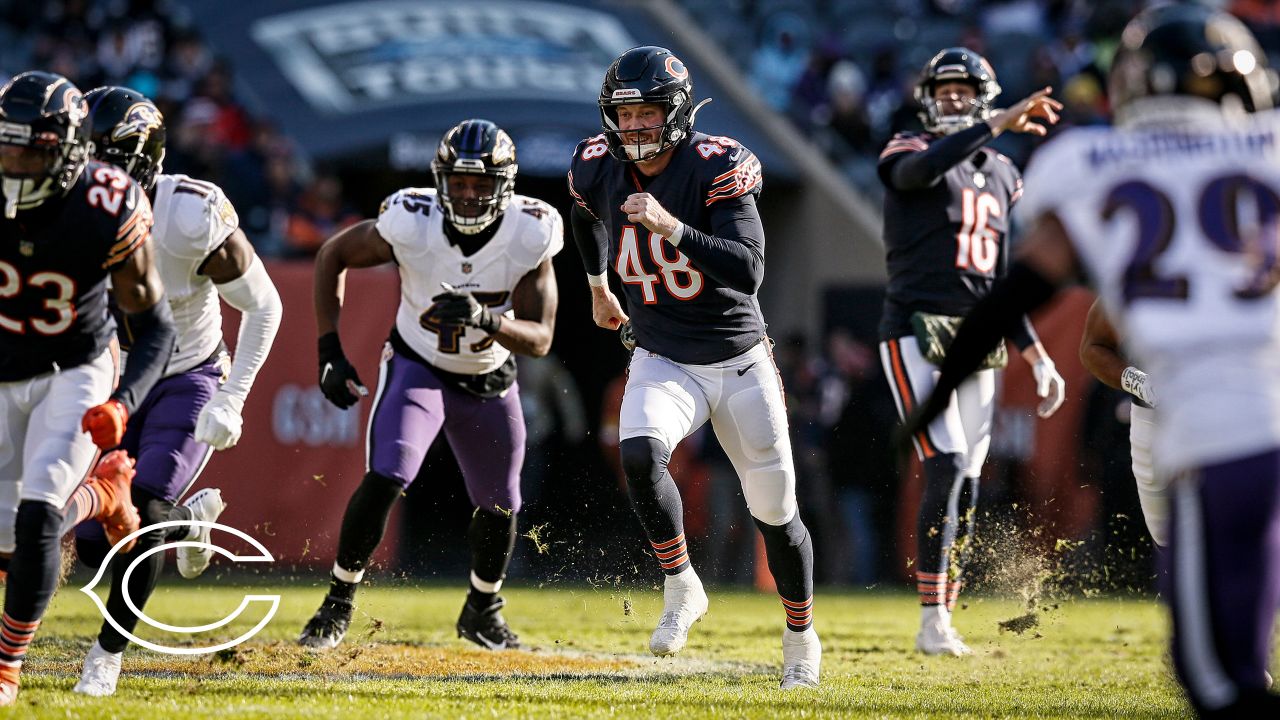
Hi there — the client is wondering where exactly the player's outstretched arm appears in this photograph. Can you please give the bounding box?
[882,123,999,191]
[87,238,178,449]
[882,88,1061,192]
[314,220,394,409]
[569,204,629,329]
[899,212,1078,440]
[1079,299,1156,407]
[195,229,284,449]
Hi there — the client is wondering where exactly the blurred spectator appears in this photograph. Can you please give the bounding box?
[283,174,361,257]
[825,60,873,154]
[749,23,809,111]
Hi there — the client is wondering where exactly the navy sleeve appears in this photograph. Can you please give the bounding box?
[878,124,995,191]
[674,193,765,295]
[569,203,608,276]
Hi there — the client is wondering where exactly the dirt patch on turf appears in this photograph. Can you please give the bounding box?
[37,642,644,680]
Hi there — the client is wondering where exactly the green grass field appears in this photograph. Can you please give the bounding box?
[6,578,1210,719]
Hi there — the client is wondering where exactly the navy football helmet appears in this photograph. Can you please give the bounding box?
[914,48,1002,135]
[1109,3,1274,125]
[0,71,91,218]
[431,118,517,234]
[599,46,709,162]
[84,86,166,192]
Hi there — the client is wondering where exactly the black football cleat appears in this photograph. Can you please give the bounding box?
[457,596,521,650]
[298,595,353,650]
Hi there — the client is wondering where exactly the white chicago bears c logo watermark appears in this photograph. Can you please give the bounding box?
[79,521,279,655]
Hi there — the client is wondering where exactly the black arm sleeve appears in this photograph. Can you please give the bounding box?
[570,203,609,277]
[111,297,176,415]
[882,123,995,191]
[1009,316,1039,351]
[912,261,1058,428]
[671,194,766,295]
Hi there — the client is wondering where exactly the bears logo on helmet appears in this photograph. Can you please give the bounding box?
[598,46,711,162]
[0,71,92,218]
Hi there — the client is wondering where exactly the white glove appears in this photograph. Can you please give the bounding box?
[1121,365,1157,407]
[195,391,246,450]
[1032,357,1066,418]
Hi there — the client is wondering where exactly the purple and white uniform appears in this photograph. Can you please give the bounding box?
[1017,106,1280,710]
[367,187,562,512]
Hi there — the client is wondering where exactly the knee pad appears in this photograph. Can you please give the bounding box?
[620,436,671,485]
[743,464,797,527]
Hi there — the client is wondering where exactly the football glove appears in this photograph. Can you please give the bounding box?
[429,289,501,333]
[82,399,128,450]
[619,321,636,353]
[195,391,245,450]
[1121,366,1157,408]
[318,332,367,410]
[1032,357,1066,418]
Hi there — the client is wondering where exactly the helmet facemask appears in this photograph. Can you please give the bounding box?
[914,49,1002,136]
[600,91,692,162]
[432,161,516,235]
[0,123,86,218]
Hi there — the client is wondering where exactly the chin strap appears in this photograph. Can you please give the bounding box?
[1,177,58,219]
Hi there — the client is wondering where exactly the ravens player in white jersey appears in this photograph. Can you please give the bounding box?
[568,46,819,688]
[1079,300,1163,546]
[63,86,283,696]
[300,119,560,651]
[0,71,177,704]
[903,5,1280,715]
[877,47,1066,656]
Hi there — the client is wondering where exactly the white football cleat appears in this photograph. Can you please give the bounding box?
[73,641,123,697]
[649,569,708,656]
[916,622,972,657]
[780,627,821,689]
[177,488,227,579]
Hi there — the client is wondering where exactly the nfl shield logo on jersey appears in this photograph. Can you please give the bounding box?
[461,262,472,274]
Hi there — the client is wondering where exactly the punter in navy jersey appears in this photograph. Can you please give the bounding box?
[567,45,819,689]
[0,71,175,704]
[902,7,1280,714]
[875,48,1066,657]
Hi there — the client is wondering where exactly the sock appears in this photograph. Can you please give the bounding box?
[619,437,690,575]
[58,483,104,537]
[946,475,980,612]
[921,603,950,627]
[168,504,195,541]
[97,494,175,654]
[466,508,517,609]
[330,471,404,598]
[917,453,965,609]
[0,502,62,667]
[754,514,815,632]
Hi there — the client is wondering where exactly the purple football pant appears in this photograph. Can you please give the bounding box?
[1162,448,1280,713]
[75,360,220,542]
[367,347,525,514]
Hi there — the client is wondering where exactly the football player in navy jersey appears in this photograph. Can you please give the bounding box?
[900,7,1280,713]
[568,46,819,688]
[876,48,1066,656]
[0,71,175,703]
